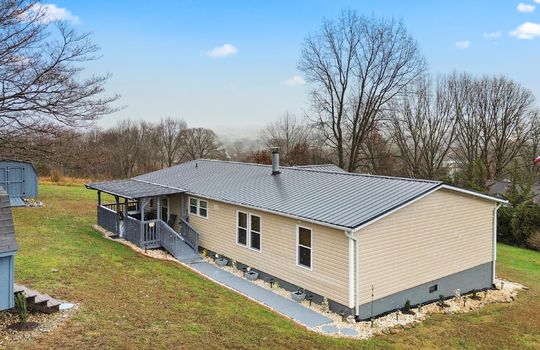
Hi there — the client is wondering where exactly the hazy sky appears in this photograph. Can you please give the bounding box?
[51,0,540,132]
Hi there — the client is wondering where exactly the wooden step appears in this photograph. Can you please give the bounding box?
[13,284,62,313]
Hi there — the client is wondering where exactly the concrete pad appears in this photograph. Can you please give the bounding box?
[190,262,332,328]
[320,324,339,334]
[339,327,359,337]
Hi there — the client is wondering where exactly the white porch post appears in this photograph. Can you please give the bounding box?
[115,195,120,235]
[157,196,161,221]
[140,198,145,247]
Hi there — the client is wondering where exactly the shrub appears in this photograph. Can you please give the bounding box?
[438,294,449,308]
[14,293,29,324]
[50,169,64,183]
[511,200,540,246]
[402,299,414,314]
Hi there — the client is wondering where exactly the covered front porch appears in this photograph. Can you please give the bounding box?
[86,179,200,261]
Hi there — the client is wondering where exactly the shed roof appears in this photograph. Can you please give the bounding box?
[133,160,443,229]
[86,179,183,199]
[0,188,18,253]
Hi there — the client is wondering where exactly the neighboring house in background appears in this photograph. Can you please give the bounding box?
[0,188,18,310]
[0,160,38,207]
[86,150,506,319]
[489,180,540,204]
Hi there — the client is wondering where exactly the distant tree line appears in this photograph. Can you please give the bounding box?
[0,4,538,245]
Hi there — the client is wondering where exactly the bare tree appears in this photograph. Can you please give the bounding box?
[262,112,311,164]
[388,75,456,179]
[0,0,118,159]
[157,117,187,167]
[451,74,536,181]
[182,128,225,160]
[299,10,425,172]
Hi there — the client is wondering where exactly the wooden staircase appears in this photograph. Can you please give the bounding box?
[14,284,62,314]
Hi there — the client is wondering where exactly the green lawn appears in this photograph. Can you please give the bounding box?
[10,184,540,349]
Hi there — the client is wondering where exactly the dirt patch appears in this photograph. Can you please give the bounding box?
[6,322,40,331]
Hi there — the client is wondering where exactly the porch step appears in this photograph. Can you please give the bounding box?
[14,284,62,314]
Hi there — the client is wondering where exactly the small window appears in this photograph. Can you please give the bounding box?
[250,215,261,251]
[189,198,198,214]
[199,200,208,218]
[429,284,438,293]
[297,226,312,269]
[237,212,247,246]
[189,197,209,218]
[236,212,262,251]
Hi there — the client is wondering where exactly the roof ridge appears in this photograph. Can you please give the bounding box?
[192,159,440,184]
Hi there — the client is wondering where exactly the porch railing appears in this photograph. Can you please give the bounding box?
[124,215,141,246]
[101,202,138,214]
[159,221,185,259]
[96,205,200,256]
[142,220,161,249]
[97,205,117,233]
[180,217,199,253]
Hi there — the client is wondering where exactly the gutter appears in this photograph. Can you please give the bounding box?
[345,230,359,316]
[492,203,502,284]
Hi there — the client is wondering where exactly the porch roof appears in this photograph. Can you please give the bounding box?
[86,179,183,199]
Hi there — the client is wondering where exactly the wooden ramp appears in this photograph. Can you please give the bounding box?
[14,284,61,314]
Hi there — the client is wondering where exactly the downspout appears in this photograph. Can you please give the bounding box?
[345,230,359,316]
[492,203,502,285]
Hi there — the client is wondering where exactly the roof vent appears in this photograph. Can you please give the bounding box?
[271,147,281,175]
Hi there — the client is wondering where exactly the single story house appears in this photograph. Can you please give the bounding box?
[0,159,38,207]
[490,180,540,204]
[87,150,506,319]
[0,188,18,310]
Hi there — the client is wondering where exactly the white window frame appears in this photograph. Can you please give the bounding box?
[235,210,262,253]
[296,225,313,271]
[188,197,208,219]
[236,210,249,247]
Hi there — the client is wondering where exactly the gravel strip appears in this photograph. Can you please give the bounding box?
[0,306,78,347]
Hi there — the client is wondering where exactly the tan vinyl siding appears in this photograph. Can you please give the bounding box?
[168,194,182,231]
[356,189,495,304]
[185,196,350,306]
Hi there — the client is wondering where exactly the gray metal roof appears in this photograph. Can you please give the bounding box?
[0,188,18,253]
[86,179,183,199]
[134,159,442,229]
[490,181,540,204]
[292,164,346,173]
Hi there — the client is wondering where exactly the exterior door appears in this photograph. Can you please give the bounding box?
[0,166,25,197]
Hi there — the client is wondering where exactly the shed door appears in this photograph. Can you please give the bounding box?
[0,256,12,310]
[0,167,25,197]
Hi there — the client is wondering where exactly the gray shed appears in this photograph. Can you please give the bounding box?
[0,188,17,310]
[0,160,38,207]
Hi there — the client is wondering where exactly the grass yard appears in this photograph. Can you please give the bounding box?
[10,183,540,349]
